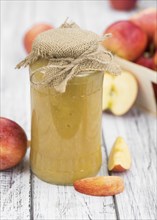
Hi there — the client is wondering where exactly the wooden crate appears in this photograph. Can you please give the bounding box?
[115,56,157,116]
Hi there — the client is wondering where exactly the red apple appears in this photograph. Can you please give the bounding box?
[131,8,157,40]
[102,21,148,61]
[0,117,27,170]
[24,23,53,53]
[110,0,138,11]
[135,55,154,70]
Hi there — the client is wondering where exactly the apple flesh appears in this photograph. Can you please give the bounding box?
[108,137,131,172]
[0,117,27,170]
[24,23,53,53]
[110,0,137,11]
[102,21,148,61]
[102,70,138,116]
[131,8,157,41]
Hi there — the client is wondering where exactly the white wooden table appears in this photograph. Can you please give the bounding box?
[1,1,157,219]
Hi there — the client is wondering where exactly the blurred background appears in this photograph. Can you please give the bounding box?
[1,0,156,139]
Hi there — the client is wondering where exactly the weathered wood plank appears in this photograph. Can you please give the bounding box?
[1,2,32,219]
[32,147,117,220]
[1,1,157,220]
[102,108,157,220]
[0,151,31,220]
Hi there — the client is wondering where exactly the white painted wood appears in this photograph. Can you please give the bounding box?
[115,57,157,116]
[0,151,31,220]
[102,108,157,220]
[1,1,156,220]
[32,148,116,220]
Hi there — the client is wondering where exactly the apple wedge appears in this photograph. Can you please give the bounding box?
[102,70,138,115]
[74,176,124,196]
[108,137,131,172]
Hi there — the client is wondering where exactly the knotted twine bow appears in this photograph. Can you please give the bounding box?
[16,21,120,93]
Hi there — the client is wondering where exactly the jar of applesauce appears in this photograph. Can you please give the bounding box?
[16,21,120,185]
[30,59,104,185]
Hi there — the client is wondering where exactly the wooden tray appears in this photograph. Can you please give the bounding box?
[115,56,157,116]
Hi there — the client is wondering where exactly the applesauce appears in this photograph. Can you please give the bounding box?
[30,59,104,185]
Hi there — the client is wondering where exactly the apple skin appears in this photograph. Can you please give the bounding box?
[24,23,53,53]
[131,8,157,40]
[135,56,154,70]
[0,117,27,171]
[108,137,131,172]
[110,0,137,11]
[103,21,148,61]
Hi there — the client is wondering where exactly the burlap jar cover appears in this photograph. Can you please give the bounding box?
[16,21,120,93]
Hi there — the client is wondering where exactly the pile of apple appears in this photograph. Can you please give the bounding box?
[102,8,157,116]
[19,10,157,118]
[103,8,157,70]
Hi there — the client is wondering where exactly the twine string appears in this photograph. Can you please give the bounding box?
[16,21,120,93]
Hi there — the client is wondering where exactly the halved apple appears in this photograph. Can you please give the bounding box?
[108,137,131,172]
[102,70,138,115]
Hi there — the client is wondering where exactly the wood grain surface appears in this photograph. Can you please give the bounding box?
[1,1,157,220]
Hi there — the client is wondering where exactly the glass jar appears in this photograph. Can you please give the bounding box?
[30,59,104,185]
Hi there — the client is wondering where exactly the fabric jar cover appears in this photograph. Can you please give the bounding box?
[16,21,120,93]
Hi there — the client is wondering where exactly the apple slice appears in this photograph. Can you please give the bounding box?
[73,176,124,196]
[108,137,131,172]
[102,70,138,115]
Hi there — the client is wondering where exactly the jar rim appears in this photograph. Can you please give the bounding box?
[74,70,103,77]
